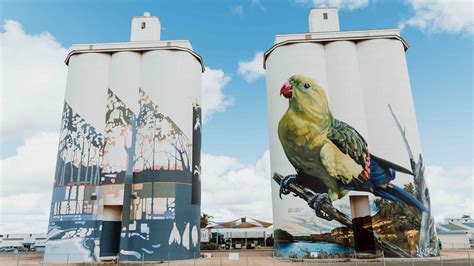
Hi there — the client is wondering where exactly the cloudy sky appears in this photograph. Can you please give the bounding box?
[0,0,472,233]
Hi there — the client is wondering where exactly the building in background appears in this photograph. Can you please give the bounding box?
[436,215,474,249]
[264,8,437,259]
[206,217,273,249]
[45,12,203,263]
[0,233,46,251]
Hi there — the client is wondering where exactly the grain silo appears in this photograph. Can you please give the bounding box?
[264,8,437,259]
[45,12,203,263]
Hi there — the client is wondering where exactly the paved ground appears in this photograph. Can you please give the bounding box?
[0,249,472,265]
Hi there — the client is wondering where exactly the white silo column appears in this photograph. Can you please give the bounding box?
[100,51,141,182]
[141,50,201,138]
[45,52,110,263]
[108,52,142,114]
[106,51,142,254]
[324,41,369,138]
[140,49,202,259]
[265,42,329,229]
[357,39,422,172]
[65,53,110,130]
[64,52,110,188]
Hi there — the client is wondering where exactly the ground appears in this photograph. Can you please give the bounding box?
[0,249,472,265]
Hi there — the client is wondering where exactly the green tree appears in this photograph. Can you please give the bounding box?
[374,182,421,231]
[200,213,213,228]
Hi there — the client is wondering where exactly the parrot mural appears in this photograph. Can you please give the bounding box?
[278,74,427,220]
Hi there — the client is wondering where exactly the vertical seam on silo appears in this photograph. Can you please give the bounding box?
[353,41,370,143]
[355,41,372,144]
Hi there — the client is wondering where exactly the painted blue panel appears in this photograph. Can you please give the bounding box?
[46,220,102,262]
[118,183,200,261]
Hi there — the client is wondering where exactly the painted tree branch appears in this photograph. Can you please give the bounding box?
[388,104,435,256]
[273,172,410,257]
[273,173,352,226]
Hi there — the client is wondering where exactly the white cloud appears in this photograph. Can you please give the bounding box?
[200,158,472,225]
[0,132,58,233]
[295,0,370,10]
[238,51,265,83]
[251,0,267,12]
[231,5,244,16]
[0,20,232,142]
[0,20,68,141]
[202,66,233,123]
[0,131,471,233]
[0,135,271,233]
[201,150,272,222]
[400,0,474,35]
[425,165,473,222]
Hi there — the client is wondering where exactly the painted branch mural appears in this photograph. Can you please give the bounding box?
[388,105,437,256]
[274,75,437,259]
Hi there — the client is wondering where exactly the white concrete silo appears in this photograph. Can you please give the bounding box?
[264,8,435,258]
[46,12,203,263]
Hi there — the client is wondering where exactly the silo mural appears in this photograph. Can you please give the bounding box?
[265,8,437,259]
[45,13,203,262]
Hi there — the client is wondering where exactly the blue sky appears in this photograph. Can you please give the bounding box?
[0,0,472,231]
[2,0,472,167]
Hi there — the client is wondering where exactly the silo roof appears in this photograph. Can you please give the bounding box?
[263,29,409,69]
[65,40,205,72]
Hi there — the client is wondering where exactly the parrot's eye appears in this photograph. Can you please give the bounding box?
[303,83,311,89]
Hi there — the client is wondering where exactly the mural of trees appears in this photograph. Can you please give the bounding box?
[135,88,191,173]
[55,102,104,187]
[101,89,137,184]
[49,84,199,263]
[101,88,192,184]
[52,102,104,219]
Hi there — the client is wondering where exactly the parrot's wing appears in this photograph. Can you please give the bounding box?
[327,119,369,170]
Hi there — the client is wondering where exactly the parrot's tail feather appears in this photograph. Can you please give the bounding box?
[374,184,428,212]
[370,154,413,176]
[369,158,396,186]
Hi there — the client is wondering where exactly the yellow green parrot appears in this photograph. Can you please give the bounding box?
[278,75,426,219]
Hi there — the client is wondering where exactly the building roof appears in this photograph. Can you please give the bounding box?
[263,29,409,69]
[209,217,272,229]
[462,223,474,229]
[64,40,205,72]
[437,229,467,235]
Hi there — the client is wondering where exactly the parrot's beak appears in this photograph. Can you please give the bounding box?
[280,82,292,98]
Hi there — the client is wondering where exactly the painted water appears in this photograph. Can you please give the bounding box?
[276,241,354,259]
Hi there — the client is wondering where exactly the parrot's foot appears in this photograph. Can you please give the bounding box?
[307,193,333,221]
[279,174,298,199]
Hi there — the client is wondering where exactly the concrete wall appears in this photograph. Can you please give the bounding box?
[46,45,202,262]
[265,32,432,258]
